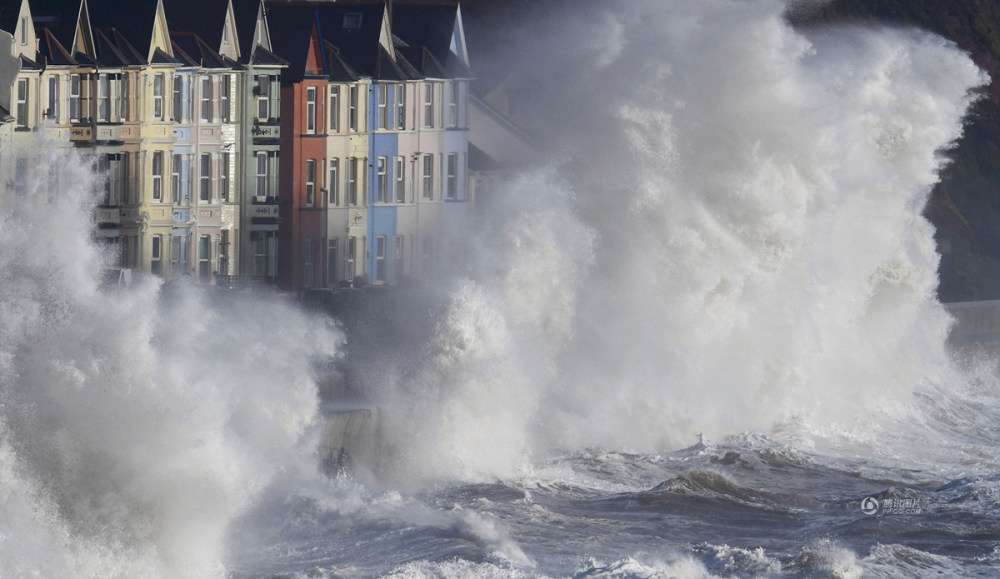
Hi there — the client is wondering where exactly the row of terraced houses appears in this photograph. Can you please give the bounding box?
[0,0,475,290]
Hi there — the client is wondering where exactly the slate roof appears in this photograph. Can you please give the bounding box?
[86,0,161,64]
[261,4,315,82]
[392,2,471,79]
[267,2,452,84]
[161,0,230,50]
[171,31,231,68]
[38,27,75,65]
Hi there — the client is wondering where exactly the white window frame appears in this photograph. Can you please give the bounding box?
[394,156,405,203]
[306,159,316,206]
[447,81,457,128]
[15,78,27,128]
[70,74,81,122]
[348,84,358,131]
[199,234,211,282]
[396,83,405,130]
[446,152,458,200]
[256,151,268,201]
[172,153,182,204]
[422,154,433,199]
[201,76,213,122]
[153,73,164,120]
[377,84,389,130]
[306,86,317,133]
[200,153,212,202]
[346,237,357,282]
[328,158,339,205]
[151,235,162,274]
[376,156,388,203]
[256,74,269,121]
[348,158,359,206]
[423,82,434,128]
[329,85,340,132]
[152,151,164,201]
[220,74,230,122]
[47,75,58,120]
[376,235,387,283]
[220,153,229,201]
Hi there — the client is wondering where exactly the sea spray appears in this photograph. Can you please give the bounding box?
[370,0,987,484]
[0,137,340,576]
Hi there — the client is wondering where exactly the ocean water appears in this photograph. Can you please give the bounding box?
[2,0,999,577]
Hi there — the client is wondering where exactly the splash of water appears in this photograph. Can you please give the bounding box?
[373,0,988,483]
[0,138,339,576]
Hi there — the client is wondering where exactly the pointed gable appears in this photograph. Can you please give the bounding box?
[377,3,394,61]
[219,0,239,61]
[304,22,323,77]
[11,0,36,60]
[73,0,95,61]
[451,3,469,68]
[149,0,173,62]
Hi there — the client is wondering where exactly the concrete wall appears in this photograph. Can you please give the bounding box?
[944,300,1000,345]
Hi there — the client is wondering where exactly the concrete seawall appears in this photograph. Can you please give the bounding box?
[944,300,1000,346]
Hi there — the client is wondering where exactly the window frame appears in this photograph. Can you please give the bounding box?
[306,86,317,134]
[329,85,340,132]
[394,156,405,203]
[152,151,164,201]
[305,159,316,206]
[446,152,458,200]
[328,158,339,205]
[153,73,164,120]
[200,153,212,202]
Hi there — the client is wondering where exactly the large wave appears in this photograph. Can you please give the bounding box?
[372,0,988,483]
[0,140,339,575]
[0,0,990,574]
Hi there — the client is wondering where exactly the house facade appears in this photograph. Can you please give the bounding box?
[0,0,473,291]
[268,1,473,291]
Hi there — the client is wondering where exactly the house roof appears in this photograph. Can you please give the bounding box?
[392,2,471,79]
[261,3,315,82]
[161,0,230,49]
[93,27,134,66]
[86,0,161,64]
[38,27,76,65]
[171,31,231,68]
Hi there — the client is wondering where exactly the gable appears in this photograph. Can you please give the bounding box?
[12,0,35,60]
[149,0,174,62]
[219,0,239,60]
[378,4,394,61]
[304,22,322,76]
[450,4,469,68]
[73,0,96,60]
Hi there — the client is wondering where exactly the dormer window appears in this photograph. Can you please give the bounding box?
[343,13,362,30]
